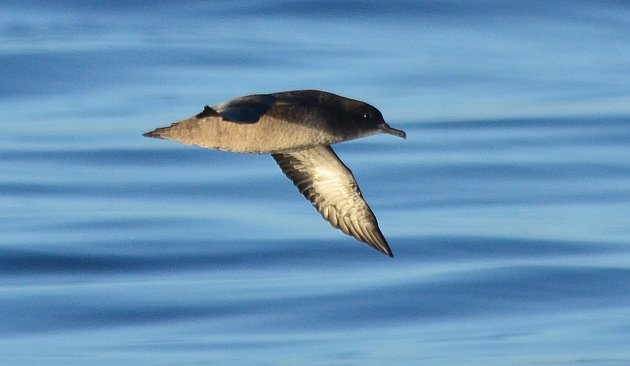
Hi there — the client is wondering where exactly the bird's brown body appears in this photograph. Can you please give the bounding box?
[145,90,390,153]
[144,90,406,256]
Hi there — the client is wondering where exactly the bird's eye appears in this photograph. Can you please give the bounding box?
[362,111,371,119]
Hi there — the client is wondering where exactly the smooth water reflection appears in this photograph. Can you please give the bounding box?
[2,1,630,365]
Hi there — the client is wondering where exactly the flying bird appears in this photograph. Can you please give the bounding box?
[143,90,406,256]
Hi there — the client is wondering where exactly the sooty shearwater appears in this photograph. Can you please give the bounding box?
[143,90,406,257]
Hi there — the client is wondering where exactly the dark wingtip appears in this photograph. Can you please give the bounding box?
[196,105,220,118]
[381,245,394,258]
[371,237,394,257]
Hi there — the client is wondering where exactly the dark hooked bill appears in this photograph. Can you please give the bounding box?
[380,123,407,139]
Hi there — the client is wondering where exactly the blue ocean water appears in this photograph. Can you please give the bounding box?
[2,1,630,365]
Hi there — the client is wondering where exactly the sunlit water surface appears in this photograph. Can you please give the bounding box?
[2,1,630,365]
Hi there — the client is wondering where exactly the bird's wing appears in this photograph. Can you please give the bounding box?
[272,145,392,257]
[210,94,279,123]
